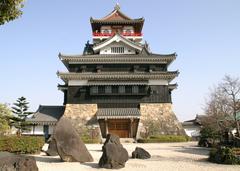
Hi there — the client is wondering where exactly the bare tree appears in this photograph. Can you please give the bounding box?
[203,86,231,133]
[202,75,240,141]
[220,75,240,137]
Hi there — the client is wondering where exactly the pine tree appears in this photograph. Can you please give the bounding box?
[12,96,31,119]
[11,96,32,135]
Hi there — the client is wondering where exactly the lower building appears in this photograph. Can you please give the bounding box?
[182,115,205,140]
[24,105,65,139]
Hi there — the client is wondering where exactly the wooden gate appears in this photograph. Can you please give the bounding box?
[108,119,130,138]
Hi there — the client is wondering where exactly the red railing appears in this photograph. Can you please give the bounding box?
[93,32,142,37]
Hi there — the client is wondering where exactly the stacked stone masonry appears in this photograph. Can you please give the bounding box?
[63,104,101,136]
[139,103,185,137]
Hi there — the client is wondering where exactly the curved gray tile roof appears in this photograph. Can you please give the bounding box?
[96,108,140,119]
[27,105,65,125]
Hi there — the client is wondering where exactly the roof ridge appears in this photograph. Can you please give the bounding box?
[94,4,132,21]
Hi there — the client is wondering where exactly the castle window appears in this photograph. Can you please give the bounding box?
[119,86,125,94]
[112,86,118,93]
[98,86,105,94]
[105,86,112,94]
[111,47,124,54]
[132,86,139,94]
[91,86,98,94]
[101,29,111,34]
[139,86,146,94]
[123,29,133,35]
[125,86,132,93]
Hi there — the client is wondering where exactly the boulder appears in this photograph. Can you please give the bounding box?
[103,133,122,146]
[46,139,58,156]
[0,153,38,171]
[132,147,151,159]
[0,152,14,158]
[99,134,129,169]
[52,116,93,162]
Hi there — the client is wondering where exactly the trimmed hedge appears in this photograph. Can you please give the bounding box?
[0,136,44,154]
[81,136,101,144]
[137,135,190,143]
[209,147,240,165]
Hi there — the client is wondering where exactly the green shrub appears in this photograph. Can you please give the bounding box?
[0,136,44,154]
[198,127,220,147]
[80,134,101,144]
[137,135,189,143]
[209,147,240,165]
[81,136,100,144]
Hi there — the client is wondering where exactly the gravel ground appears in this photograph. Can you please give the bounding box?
[33,142,240,171]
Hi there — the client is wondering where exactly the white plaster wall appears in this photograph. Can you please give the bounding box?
[148,80,169,85]
[100,42,136,54]
[184,127,200,137]
[49,126,54,134]
[21,125,55,135]
[68,79,169,86]
[69,80,88,86]
[33,125,44,135]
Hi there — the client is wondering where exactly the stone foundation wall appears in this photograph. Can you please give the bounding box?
[138,103,185,138]
[63,104,101,137]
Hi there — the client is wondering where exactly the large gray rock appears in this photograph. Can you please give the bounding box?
[46,139,58,156]
[52,117,93,162]
[132,147,151,159]
[99,134,129,169]
[0,153,38,171]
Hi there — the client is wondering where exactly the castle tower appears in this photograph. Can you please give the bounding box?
[57,5,185,139]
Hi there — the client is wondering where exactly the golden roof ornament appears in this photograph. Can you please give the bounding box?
[114,3,120,10]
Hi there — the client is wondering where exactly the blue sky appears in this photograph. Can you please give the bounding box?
[0,0,239,121]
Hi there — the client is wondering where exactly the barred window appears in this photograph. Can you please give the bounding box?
[132,86,139,94]
[101,29,111,34]
[111,47,124,54]
[91,86,98,94]
[119,86,125,94]
[105,86,112,94]
[112,86,118,93]
[139,86,145,93]
[98,86,105,94]
[125,86,132,93]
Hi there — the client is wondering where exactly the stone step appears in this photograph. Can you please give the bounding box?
[101,138,136,143]
[120,138,136,143]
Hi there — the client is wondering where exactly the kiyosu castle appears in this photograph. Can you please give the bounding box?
[27,4,185,139]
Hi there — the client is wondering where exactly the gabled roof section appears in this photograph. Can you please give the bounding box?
[93,33,143,52]
[90,4,145,32]
[100,4,132,21]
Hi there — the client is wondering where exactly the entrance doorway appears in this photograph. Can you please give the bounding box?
[43,125,49,141]
[108,119,130,138]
